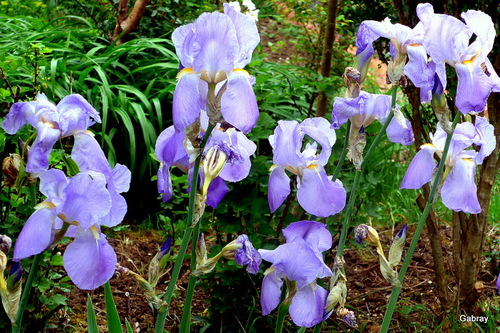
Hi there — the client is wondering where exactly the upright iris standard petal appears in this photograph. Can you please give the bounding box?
[441,158,481,213]
[282,221,332,253]
[2,102,35,134]
[297,166,346,218]
[386,117,415,146]
[190,12,238,75]
[27,124,61,173]
[72,132,131,227]
[60,173,112,230]
[263,242,331,289]
[57,94,101,135]
[269,120,303,167]
[13,208,56,261]
[300,117,336,165]
[38,168,69,202]
[221,70,259,134]
[472,116,496,164]
[64,228,117,290]
[223,4,260,68]
[289,283,329,328]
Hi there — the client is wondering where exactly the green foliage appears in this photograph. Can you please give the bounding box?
[0,14,179,182]
[104,282,123,333]
[87,294,99,333]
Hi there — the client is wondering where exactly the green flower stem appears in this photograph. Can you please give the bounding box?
[331,119,351,181]
[380,111,461,332]
[275,301,290,333]
[12,253,42,333]
[154,124,215,333]
[336,86,397,257]
[179,214,203,332]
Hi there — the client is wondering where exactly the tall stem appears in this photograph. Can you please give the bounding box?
[380,111,461,332]
[12,253,42,333]
[154,124,214,333]
[179,215,203,332]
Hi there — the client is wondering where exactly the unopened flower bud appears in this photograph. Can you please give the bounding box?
[2,154,22,188]
[388,225,408,268]
[196,233,208,268]
[7,262,22,288]
[343,67,361,98]
[354,224,380,246]
[158,236,172,260]
[0,235,12,255]
[347,127,366,170]
[148,236,172,288]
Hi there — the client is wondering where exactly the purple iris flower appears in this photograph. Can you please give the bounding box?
[332,91,415,146]
[268,118,346,217]
[356,17,434,92]
[172,4,260,133]
[2,93,101,173]
[401,116,495,213]
[155,124,256,207]
[234,234,261,274]
[416,3,500,113]
[259,221,332,327]
[13,169,117,290]
[71,132,131,227]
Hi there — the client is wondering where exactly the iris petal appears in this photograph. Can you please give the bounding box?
[297,166,346,217]
[221,70,259,133]
[441,158,481,213]
[268,167,291,213]
[13,208,56,260]
[64,228,117,290]
[400,145,437,189]
[289,284,328,328]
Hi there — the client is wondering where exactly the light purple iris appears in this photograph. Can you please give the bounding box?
[401,116,495,213]
[332,91,414,146]
[356,17,434,93]
[259,221,332,327]
[71,131,131,227]
[155,124,256,207]
[172,4,260,133]
[234,234,261,274]
[416,3,500,113]
[13,169,118,290]
[268,118,346,218]
[2,93,101,173]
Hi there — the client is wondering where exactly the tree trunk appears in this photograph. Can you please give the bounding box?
[315,0,338,117]
[113,0,150,45]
